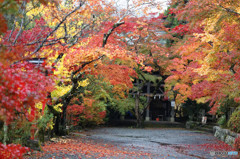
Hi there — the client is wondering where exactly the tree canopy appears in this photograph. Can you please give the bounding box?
[0,0,165,156]
[165,0,240,114]
[1,0,240,157]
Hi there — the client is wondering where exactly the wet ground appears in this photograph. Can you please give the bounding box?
[29,127,237,159]
[86,127,234,159]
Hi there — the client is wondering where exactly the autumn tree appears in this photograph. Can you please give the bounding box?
[112,14,169,127]
[41,0,161,134]
[164,0,240,116]
[1,0,162,142]
[0,0,60,157]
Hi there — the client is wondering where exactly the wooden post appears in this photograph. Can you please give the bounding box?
[170,101,175,122]
[145,82,150,121]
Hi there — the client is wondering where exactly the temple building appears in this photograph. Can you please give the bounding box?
[129,73,176,122]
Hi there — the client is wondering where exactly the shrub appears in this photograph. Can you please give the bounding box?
[217,115,226,127]
[0,116,32,145]
[227,108,240,133]
[67,99,107,128]
[234,137,240,157]
[0,143,29,159]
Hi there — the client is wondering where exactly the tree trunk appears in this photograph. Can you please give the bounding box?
[54,114,60,135]
[39,128,45,143]
[3,119,8,145]
[60,99,70,135]
[136,114,144,128]
[135,92,144,128]
[54,98,70,136]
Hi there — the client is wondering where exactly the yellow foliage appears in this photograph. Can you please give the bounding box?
[194,64,210,76]
[192,79,200,85]
[78,78,89,88]
[35,102,43,110]
[46,118,54,130]
[196,96,211,104]
[55,26,65,38]
[53,103,63,112]
[26,2,44,19]
[52,54,70,80]
[51,85,72,98]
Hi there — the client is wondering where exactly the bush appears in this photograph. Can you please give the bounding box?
[227,108,240,133]
[217,115,226,127]
[0,117,32,145]
[234,137,240,157]
[67,99,107,128]
[0,143,29,159]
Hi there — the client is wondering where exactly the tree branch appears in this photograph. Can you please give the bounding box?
[64,23,68,43]
[53,53,64,67]
[53,54,104,106]
[26,37,66,46]
[230,63,236,74]
[219,5,240,16]
[12,1,26,45]
[8,18,16,42]
[102,21,125,47]
[30,2,84,56]
[71,55,105,79]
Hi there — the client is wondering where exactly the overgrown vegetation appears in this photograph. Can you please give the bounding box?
[227,108,240,133]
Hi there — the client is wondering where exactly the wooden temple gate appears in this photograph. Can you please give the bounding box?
[130,82,175,122]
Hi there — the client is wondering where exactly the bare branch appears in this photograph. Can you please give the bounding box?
[230,63,236,74]
[8,18,16,42]
[219,5,240,16]
[30,2,84,56]
[26,37,66,46]
[64,23,68,43]
[102,21,125,47]
[12,1,26,45]
[53,53,64,67]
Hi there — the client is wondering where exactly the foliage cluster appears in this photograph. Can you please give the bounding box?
[164,0,240,116]
[4,0,240,156]
[217,115,226,127]
[0,0,163,155]
[163,3,186,48]
[0,142,29,159]
[227,108,240,133]
[66,73,138,127]
[234,137,240,153]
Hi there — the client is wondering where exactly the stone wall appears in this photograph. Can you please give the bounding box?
[213,126,240,146]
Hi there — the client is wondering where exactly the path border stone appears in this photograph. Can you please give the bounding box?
[213,126,240,146]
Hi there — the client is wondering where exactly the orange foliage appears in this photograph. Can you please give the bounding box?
[165,0,240,113]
